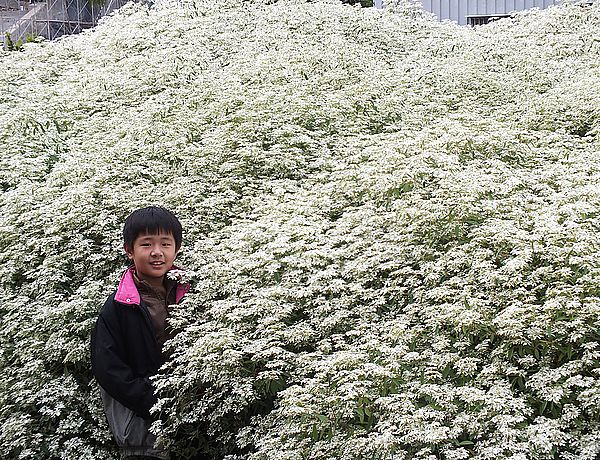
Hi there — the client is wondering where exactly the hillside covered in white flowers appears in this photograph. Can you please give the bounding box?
[1,0,599,459]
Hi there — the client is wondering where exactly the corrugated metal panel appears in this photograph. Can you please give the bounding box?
[419,0,562,25]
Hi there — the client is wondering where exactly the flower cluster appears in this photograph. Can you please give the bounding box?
[0,0,599,459]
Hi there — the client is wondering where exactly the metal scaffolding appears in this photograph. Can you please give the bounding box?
[1,0,129,45]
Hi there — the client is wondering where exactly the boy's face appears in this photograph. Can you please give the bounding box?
[125,231,178,285]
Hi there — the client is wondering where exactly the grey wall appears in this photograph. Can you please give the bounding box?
[371,1,565,25]
[420,0,562,25]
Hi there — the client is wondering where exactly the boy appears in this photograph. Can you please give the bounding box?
[91,206,190,459]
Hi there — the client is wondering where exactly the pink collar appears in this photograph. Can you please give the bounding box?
[114,266,190,306]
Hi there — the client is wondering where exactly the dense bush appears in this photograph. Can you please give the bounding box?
[0,0,599,459]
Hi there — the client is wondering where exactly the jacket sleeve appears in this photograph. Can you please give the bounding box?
[91,299,157,418]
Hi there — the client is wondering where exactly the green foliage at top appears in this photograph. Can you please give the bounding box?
[4,32,41,52]
[0,0,599,459]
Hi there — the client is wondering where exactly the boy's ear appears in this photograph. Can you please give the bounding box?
[124,244,134,259]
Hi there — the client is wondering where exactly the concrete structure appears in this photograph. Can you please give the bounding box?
[421,0,561,25]
[373,0,582,25]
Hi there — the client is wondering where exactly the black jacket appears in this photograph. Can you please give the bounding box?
[91,293,163,418]
[91,267,189,457]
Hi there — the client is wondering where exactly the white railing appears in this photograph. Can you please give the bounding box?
[1,0,130,45]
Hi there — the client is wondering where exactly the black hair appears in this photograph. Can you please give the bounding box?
[123,206,183,251]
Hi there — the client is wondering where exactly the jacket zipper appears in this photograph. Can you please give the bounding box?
[138,301,162,361]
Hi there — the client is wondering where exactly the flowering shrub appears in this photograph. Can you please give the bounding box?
[0,0,599,459]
